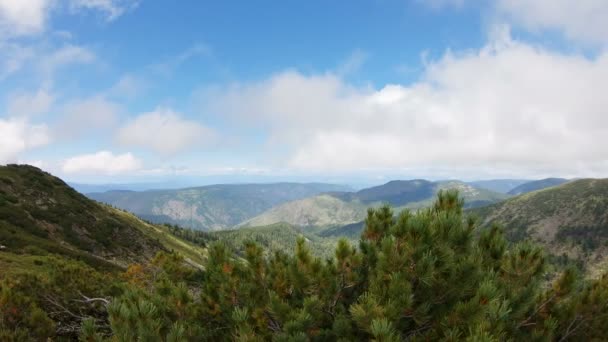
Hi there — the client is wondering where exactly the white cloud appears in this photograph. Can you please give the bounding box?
[0,118,50,164]
[0,42,95,82]
[38,44,95,76]
[0,0,136,40]
[207,32,608,177]
[56,96,120,137]
[0,42,33,78]
[7,88,54,117]
[0,0,50,37]
[69,0,139,21]
[109,74,145,98]
[116,107,215,156]
[62,150,142,174]
[496,0,608,46]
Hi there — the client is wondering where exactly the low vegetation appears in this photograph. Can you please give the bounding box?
[3,185,608,340]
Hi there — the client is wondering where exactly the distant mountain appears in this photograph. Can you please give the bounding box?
[472,179,608,275]
[333,179,436,206]
[0,165,206,269]
[507,178,569,195]
[468,179,530,194]
[243,180,508,230]
[239,194,367,228]
[69,182,189,193]
[87,183,352,231]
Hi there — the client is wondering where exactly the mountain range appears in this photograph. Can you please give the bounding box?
[89,179,513,231]
[87,183,351,231]
[2,165,607,277]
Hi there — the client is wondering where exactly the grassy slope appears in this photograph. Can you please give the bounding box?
[471,179,608,275]
[0,165,205,271]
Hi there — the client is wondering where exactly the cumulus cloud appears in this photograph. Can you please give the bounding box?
[117,107,215,156]
[7,88,54,117]
[0,118,50,164]
[0,0,50,37]
[62,150,142,174]
[56,97,120,138]
[420,0,608,46]
[38,44,95,77]
[0,0,135,39]
[496,0,608,46]
[207,31,608,177]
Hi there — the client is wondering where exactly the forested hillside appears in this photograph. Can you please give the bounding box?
[473,179,608,275]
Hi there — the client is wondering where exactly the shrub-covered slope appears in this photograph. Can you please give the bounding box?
[0,165,206,269]
[473,179,608,274]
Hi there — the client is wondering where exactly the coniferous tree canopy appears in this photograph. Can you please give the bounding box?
[2,190,608,340]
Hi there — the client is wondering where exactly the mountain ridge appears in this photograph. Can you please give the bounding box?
[0,164,206,269]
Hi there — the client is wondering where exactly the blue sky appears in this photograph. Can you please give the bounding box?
[1,0,608,184]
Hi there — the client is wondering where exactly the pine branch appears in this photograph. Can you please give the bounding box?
[518,294,556,328]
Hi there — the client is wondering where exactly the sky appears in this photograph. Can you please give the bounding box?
[1,0,608,184]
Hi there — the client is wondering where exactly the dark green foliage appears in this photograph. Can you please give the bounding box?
[4,180,608,340]
[164,224,214,247]
[210,222,337,257]
[76,190,608,340]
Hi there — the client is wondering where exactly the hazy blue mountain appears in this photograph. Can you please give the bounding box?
[507,178,569,195]
[87,183,352,231]
[468,179,530,194]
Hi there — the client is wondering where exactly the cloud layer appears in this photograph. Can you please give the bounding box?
[496,0,608,46]
[0,118,50,163]
[117,107,215,156]
[62,150,142,174]
[209,31,608,176]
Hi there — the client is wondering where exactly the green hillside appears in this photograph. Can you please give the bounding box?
[472,179,608,275]
[245,180,508,231]
[87,182,351,231]
[239,194,367,229]
[0,164,206,270]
